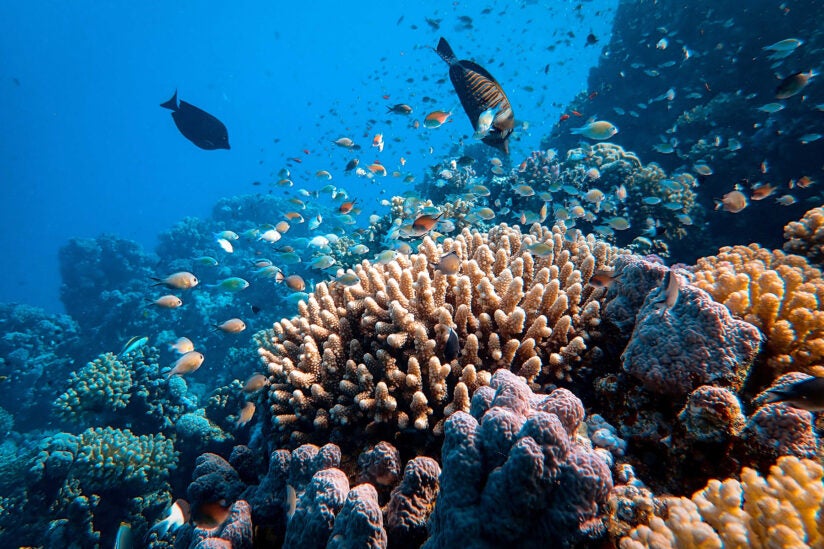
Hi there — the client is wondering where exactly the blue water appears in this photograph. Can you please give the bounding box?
[0,0,615,312]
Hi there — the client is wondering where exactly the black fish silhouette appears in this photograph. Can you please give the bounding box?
[435,37,514,154]
[160,90,230,150]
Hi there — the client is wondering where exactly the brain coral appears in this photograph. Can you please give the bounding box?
[620,455,824,549]
[254,221,620,449]
[692,244,824,377]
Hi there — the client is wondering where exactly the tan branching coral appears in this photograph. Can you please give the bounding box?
[619,456,824,549]
[692,244,824,377]
[254,222,620,448]
[784,206,824,265]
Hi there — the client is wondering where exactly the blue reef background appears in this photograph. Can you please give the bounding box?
[0,0,614,312]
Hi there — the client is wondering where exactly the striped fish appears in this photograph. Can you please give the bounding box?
[435,37,515,154]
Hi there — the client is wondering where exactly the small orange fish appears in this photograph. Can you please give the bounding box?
[559,113,570,122]
[168,336,194,354]
[372,133,384,152]
[214,318,246,333]
[750,183,777,201]
[412,212,444,232]
[339,199,358,214]
[276,272,306,292]
[236,401,256,428]
[793,176,814,189]
[242,374,269,394]
[167,351,205,377]
[432,251,461,275]
[424,110,451,128]
[151,272,199,290]
[588,269,622,288]
[400,157,406,166]
[715,190,748,213]
[367,163,387,176]
[151,295,183,308]
[284,211,304,221]
[571,110,582,117]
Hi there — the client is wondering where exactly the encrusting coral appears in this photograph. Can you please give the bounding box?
[691,243,824,378]
[254,221,621,449]
[619,455,824,549]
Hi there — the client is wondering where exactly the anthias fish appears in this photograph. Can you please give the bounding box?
[160,90,230,150]
[435,37,514,154]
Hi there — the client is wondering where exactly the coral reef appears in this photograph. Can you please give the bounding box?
[691,244,824,378]
[254,221,620,450]
[425,369,612,548]
[784,206,824,266]
[53,352,133,424]
[621,273,762,396]
[619,456,824,548]
[0,303,82,428]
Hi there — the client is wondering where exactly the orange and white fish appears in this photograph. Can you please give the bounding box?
[168,336,194,354]
[423,110,452,128]
[151,272,198,290]
[236,401,256,427]
[213,318,246,333]
[242,374,269,394]
[150,295,183,308]
[372,133,384,152]
[166,351,205,377]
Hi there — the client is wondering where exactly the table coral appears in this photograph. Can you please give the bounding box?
[622,272,762,396]
[254,221,619,450]
[424,369,613,548]
[620,456,824,549]
[784,206,824,265]
[692,243,824,378]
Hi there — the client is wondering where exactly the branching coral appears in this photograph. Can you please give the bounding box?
[692,244,824,377]
[53,352,132,424]
[254,221,620,449]
[620,456,824,549]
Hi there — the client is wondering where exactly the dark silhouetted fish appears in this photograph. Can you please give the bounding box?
[435,37,514,154]
[160,90,230,150]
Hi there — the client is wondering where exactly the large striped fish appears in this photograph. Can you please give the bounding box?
[435,37,515,154]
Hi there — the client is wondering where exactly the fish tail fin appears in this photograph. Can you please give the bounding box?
[435,37,457,65]
[160,90,179,111]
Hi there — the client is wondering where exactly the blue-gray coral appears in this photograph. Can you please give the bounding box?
[425,369,613,548]
[385,456,440,547]
[284,468,350,548]
[327,483,387,549]
[621,272,762,396]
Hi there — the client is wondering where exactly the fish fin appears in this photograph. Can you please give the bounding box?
[160,90,179,111]
[760,389,787,405]
[435,37,457,65]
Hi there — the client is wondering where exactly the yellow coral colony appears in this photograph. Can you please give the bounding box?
[620,456,824,549]
[255,222,620,446]
[692,244,824,377]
